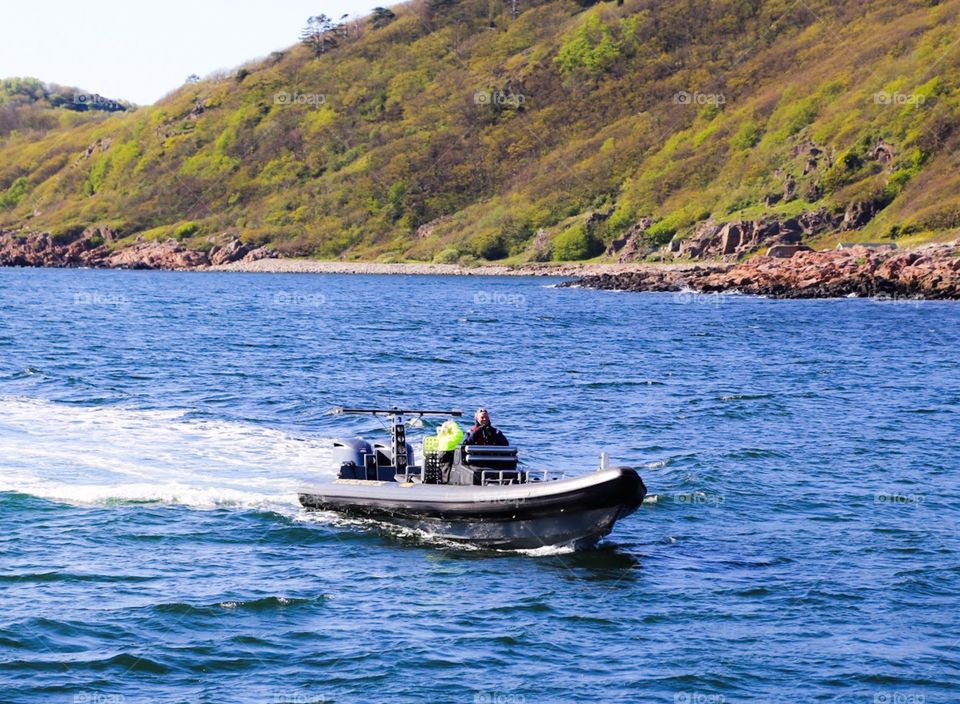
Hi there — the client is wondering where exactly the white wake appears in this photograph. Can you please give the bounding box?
[0,396,334,511]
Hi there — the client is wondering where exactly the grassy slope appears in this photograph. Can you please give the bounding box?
[1,0,959,263]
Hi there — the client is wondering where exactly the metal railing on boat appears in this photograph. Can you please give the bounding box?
[480,468,568,486]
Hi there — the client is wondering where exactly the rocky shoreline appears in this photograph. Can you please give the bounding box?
[207,257,711,277]
[0,227,707,277]
[3,227,959,299]
[562,242,960,300]
[0,228,277,270]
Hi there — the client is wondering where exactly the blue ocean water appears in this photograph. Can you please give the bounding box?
[0,268,957,704]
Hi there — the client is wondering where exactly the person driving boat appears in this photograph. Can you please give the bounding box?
[462,407,509,446]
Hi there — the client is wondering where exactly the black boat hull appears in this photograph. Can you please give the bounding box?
[299,467,646,550]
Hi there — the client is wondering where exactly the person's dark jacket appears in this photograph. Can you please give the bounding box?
[463,424,509,446]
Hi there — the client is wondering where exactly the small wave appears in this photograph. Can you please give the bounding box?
[3,652,171,675]
[718,393,772,402]
[217,596,319,610]
[154,595,322,616]
[5,366,42,380]
[88,653,173,674]
[721,447,789,460]
[729,586,772,597]
[0,572,156,584]
[477,599,554,614]
[581,380,666,388]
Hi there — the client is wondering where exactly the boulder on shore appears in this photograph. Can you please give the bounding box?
[766,244,813,259]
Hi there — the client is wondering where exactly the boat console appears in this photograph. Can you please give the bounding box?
[329,407,527,486]
[333,438,526,486]
[443,445,523,486]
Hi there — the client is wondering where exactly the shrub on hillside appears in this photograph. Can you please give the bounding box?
[555,15,622,78]
[174,222,201,240]
[732,121,763,150]
[821,149,867,194]
[0,176,28,209]
[644,220,677,246]
[432,247,460,264]
[551,223,601,261]
[471,231,509,260]
[49,223,87,244]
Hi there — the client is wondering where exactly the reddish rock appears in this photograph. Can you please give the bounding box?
[530,228,550,262]
[105,239,209,269]
[242,246,278,263]
[797,209,840,235]
[568,241,960,300]
[607,217,655,262]
[671,218,807,261]
[209,238,252,265]
[414,215,452,240]
[0,228,278,270]
[767,244,813,258]
[869,138,895,165]
[842,199,886,230]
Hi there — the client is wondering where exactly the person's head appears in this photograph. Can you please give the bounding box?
[475,407,491,427]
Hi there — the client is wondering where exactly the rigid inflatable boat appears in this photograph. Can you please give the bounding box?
[299,408,646,550]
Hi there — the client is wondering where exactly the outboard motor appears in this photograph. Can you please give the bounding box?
[334,439,417,481]
[333,438,374,479]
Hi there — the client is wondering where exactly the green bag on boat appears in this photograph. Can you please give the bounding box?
[436,420,464,452]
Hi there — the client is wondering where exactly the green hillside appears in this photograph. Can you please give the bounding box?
[1,0,959,263]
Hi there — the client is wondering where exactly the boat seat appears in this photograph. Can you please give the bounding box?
[445,446,522,486]
[462,445,518,469]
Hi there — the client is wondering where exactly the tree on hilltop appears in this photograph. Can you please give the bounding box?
[370,7,396,28]
[300,14,340,57]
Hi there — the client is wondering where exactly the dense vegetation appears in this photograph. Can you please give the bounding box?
[0,78,128,135]
[1,0,959,262]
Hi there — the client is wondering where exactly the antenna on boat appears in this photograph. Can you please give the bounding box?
[331,407,462,476]
[332,407,463,417]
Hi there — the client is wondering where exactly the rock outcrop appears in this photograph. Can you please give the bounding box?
[606,217,654,262]
[670,219,800,260]
[667,210,842,261]
[766,244,813,258]
[414,215,452,240]
[842,198,887,230]
[564,242,960,300]
[209,237,265,266]
[0,229,277,270]
[105,239,211,269]
[792,139,830,175]
[869,138,895,165]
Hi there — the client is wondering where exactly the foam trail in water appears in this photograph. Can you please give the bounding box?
[514,544,577,557]
[0,396,334,511]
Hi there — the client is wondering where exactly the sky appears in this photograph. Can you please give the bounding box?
[1,0,381,105]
